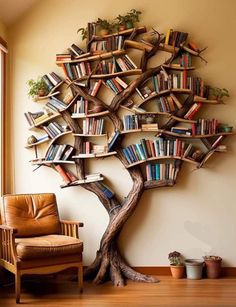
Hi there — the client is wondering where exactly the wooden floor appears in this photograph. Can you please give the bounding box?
[1,274,236,306]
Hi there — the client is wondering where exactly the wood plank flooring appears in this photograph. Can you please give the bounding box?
[1,274,236,306]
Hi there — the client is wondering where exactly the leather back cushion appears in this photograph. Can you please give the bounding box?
[1,193,60,237]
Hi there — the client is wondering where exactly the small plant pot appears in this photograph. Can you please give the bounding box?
[100,29,109,36]
[119,25,126,31]
[37,89,47,97]
[204,258,222,279]
[185,259,204,279]
[170,265,185,279]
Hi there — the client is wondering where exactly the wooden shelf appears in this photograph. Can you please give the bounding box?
[193,96,221,104]
[159,43,180,54]
[77,69,142,80]
[73,133,107,137]
[44,131,72,154]
[181,45,199,56]
[30,159,75,165]
[34,91,60,102]
[125,155,199,169]
[161,130,236,139]
[24,138,50,148]
[49,81,64,94]
[61,176,104,188]
[72,151,116,159]
[136,89,192,108]
[71,110,109,118]
[29,113,61,130]
[91,26,146,39]
[162,64,195,71]
[124,40,153,52]
[144,179,175,189]
[56,50,126,64]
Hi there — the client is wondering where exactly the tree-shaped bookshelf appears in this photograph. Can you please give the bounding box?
[25,16,235,286]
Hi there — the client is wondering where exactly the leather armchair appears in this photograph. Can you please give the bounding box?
[0,193,83,303]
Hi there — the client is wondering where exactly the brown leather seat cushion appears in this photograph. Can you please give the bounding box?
[15,235,83,260]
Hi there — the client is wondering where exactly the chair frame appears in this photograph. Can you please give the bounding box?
[0,220,83,303]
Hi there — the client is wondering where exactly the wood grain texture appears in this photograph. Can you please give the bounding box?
[1,274,236,306]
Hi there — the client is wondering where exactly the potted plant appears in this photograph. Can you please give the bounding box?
[209,87,230,100]
[168,251,185,279]
[27,77,48,100]
[203,255,222,279]
[115,9,142,30]
[96,18,112,36]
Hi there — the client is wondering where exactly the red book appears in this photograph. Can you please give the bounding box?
[148,140,156,157]
[54,165,71,184]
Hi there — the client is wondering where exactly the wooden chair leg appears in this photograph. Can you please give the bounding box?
[15,271,21,304]
[78,265,83,293]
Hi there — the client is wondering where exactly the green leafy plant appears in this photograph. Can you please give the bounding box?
[27,77,48,98]
[96,18,113,34]
[77,27,88,40]
[209,87,230,99]
[168,251,184,266]
[115,9,142,28]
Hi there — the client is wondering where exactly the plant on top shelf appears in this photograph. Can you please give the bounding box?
[209,87,230,100]
[27,77,49,100]
[115,9,142,30]
[96,18,113,36]
[168,251,185,279]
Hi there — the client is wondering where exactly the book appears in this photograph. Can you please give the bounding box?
[54,164,71,184]
[108,130,121,152]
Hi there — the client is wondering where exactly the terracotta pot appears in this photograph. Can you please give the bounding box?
[170,265,185,279]
[100,29,109,36]
[37,89,47,97]
[119,25,126,31]
[204,258,222,279]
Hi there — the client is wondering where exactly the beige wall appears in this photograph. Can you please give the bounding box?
[9,0,236,266]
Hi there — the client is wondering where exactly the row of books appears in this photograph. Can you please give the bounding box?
[122,137,203,164]
[72,97,88,116]
[164,30,188,47]
[46,96,71,112]
[90,36,124,53]
[42,121,67,139]
[103,76,128,95]
[146,162,179,181]
[96,55,137,74]
[172,52,192,68]
[81,141,107,155]
[192,119,219,135]
[24,108,55,127]
[153,70,206,97]
[61,62,91,80]
[156,95,182,113]
[42,72,63,92]
[123,115,139,131]
[82,118,104,135]
[45,144,74,161]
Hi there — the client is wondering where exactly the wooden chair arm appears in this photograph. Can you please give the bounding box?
[0,225,18,264]
[60,220,84,227]
[0,224,18,233]
[60,220,83,239]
